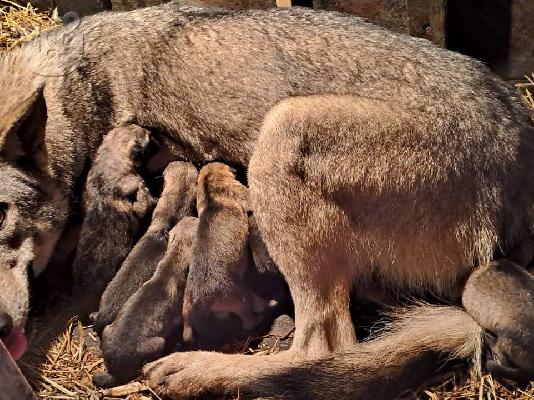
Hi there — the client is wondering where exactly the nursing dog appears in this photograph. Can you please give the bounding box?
[1,4,534,397]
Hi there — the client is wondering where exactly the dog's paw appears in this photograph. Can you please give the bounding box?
[144,351,241,399]
[92,371,117,388]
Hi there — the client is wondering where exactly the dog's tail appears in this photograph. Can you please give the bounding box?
[247,305,483,400]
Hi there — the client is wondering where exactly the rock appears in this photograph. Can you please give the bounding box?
[258,314,295,353]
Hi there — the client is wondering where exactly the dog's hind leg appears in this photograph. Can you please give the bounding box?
[145,92,510,398]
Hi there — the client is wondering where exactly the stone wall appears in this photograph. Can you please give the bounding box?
[111,0,275,11]
[314,0,409,34]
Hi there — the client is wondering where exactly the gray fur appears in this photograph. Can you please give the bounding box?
[463,260,534,383]
[0,4,533,395]
[96,217,198,387]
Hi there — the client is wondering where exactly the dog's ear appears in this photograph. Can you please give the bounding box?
[0,81,48,173]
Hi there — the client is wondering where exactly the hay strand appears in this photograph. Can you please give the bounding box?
[0,0,60,52]
[516,73,534,121]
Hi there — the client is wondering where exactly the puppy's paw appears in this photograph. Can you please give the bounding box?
[92,371,118,388]
[133,184,156,218]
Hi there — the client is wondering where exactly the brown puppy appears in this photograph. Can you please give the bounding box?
[94,161,198,336]
[183,162,272,349]
[95,182,288,386]
[94,217,198,388]
[72,125,156,309]
[463,259,534,384]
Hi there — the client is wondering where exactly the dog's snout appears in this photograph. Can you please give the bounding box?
[0,312,13,338]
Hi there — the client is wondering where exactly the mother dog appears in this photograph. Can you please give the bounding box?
[1,3,534,397]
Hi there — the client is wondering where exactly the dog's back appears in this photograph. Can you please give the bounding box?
[4,5,524,169]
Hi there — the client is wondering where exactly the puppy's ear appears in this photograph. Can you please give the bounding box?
[131,126,159,166]
[0,80,48,174]
[139,128,152,151]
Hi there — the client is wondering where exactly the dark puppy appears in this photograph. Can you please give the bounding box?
[94,161,198,336]
[183,162,275,349]
[94,217,198,388]
[246,215,291,317]
[72,125,156,309]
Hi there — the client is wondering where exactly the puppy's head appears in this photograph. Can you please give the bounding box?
[98,124,158,168]
[463,259,534,384]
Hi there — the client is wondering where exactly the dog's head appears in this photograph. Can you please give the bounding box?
[0,79,68,359]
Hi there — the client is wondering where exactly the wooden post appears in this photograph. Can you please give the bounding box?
[276,0,292,8]
[0,341,35,400]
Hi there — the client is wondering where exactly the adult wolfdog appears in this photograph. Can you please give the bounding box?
[0,3,533,397]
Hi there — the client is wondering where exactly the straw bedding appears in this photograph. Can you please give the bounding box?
[0,0,59,52]
[2,3,534,399]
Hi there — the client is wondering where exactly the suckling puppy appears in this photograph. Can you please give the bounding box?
[183,162,274,349]
[96,164,288,387]
[94,217,198,388]
[94,161,198,336]
[245,215,291,318]
[72,125,156,310]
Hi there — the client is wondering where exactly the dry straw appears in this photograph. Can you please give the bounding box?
[21,319,161,400]
[517,73,534,120]
[21,318,534,400]
[0,0,60,52]
[2,4,534,399]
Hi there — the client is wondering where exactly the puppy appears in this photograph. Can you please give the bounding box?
[93,217,198,388]
[462,259,534,384]
[246,215,291,317]
[94,161,198,336]
[183,162,276,349]
[72,125,156,309]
